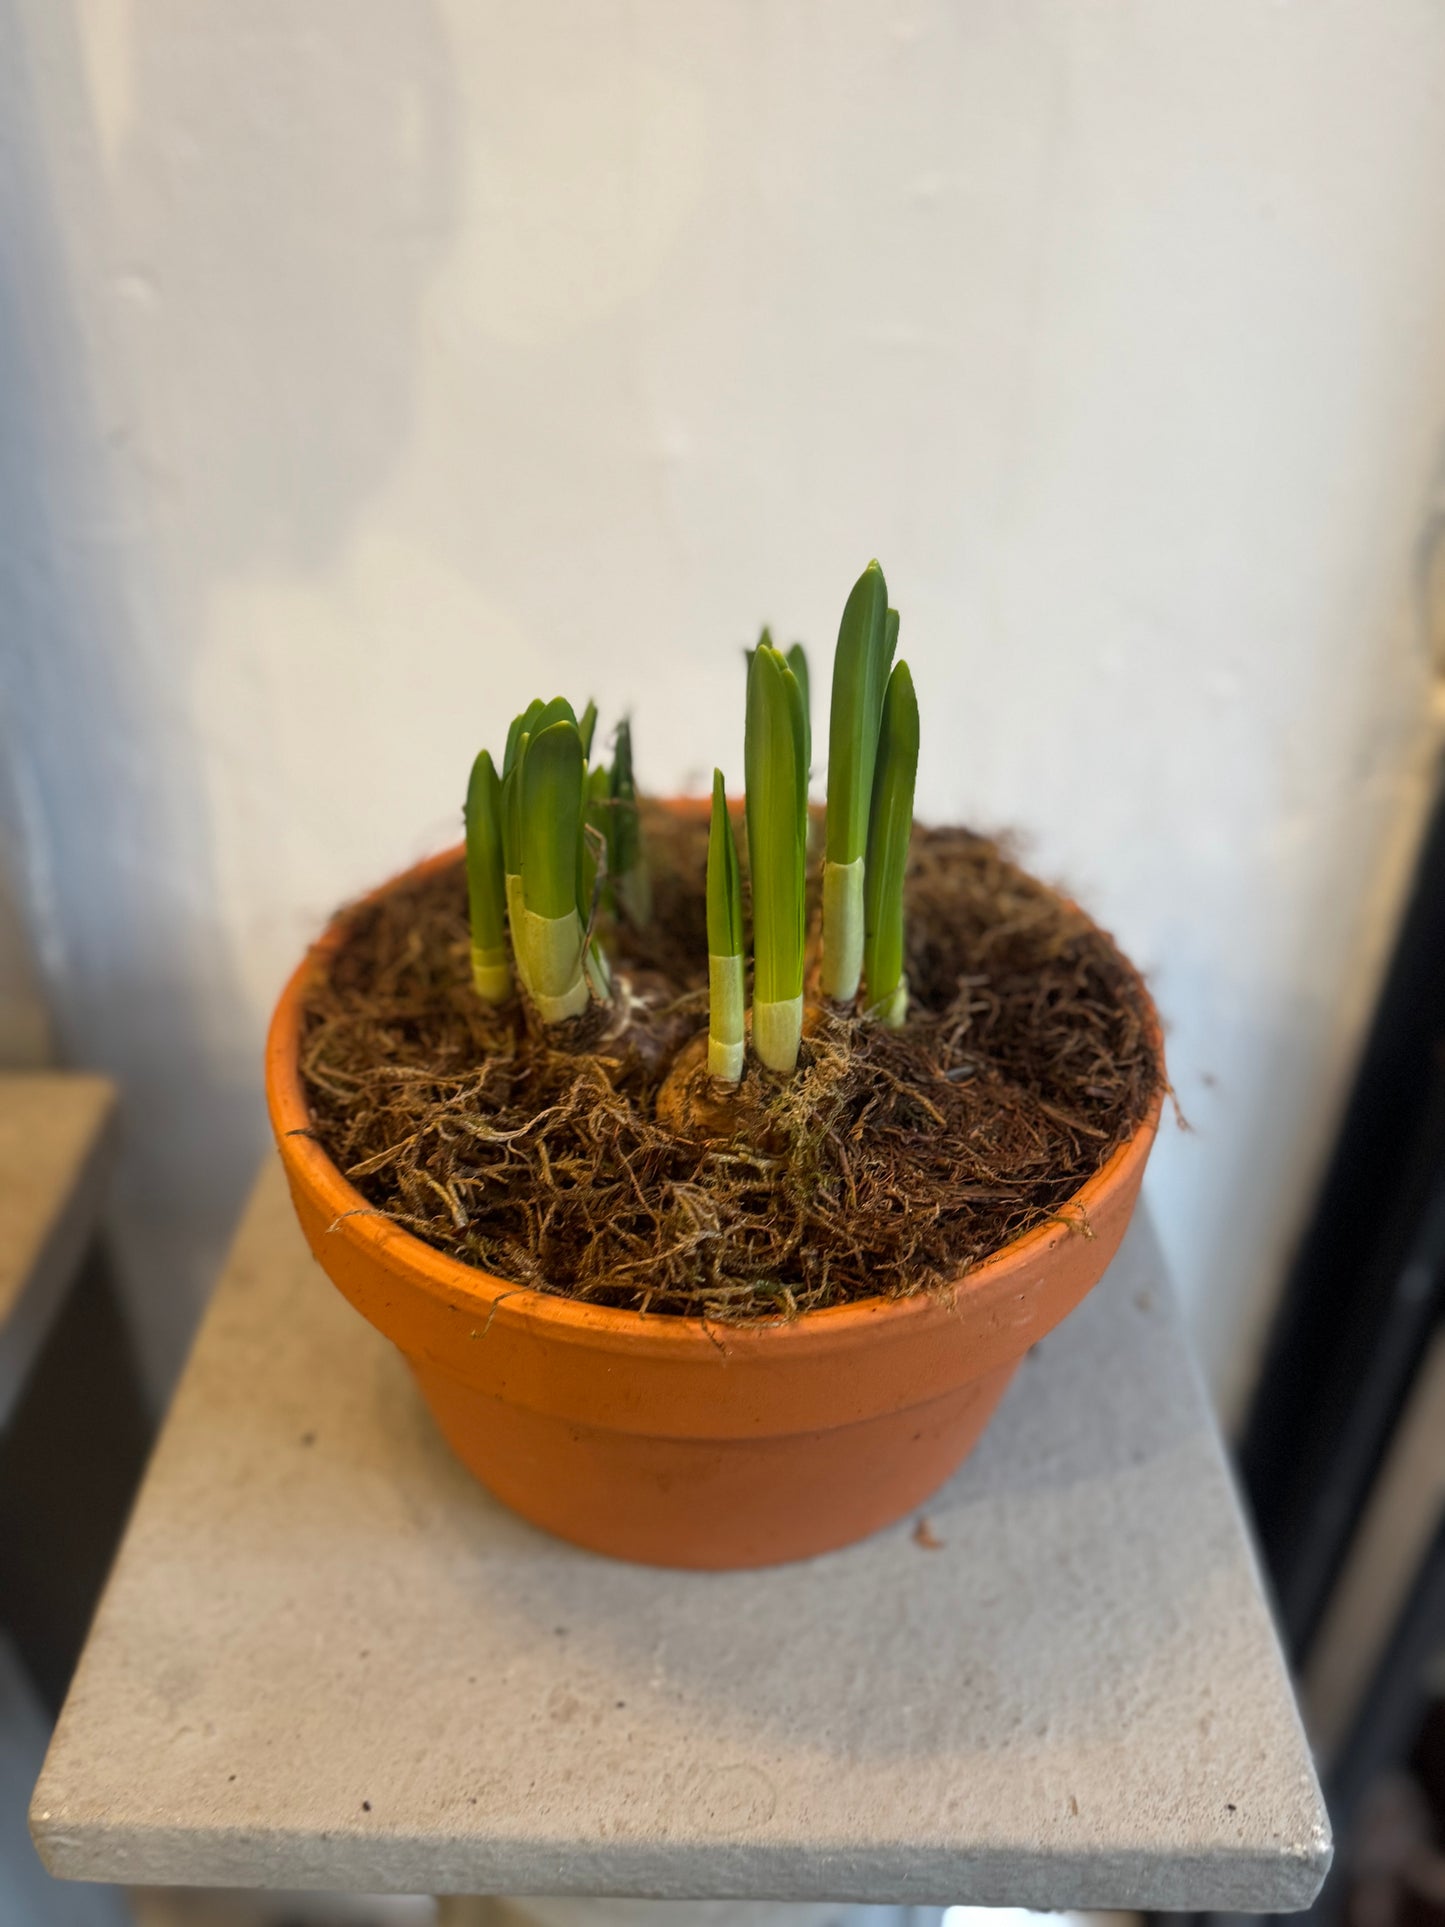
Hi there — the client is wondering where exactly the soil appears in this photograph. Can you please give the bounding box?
[297,802,1165,1319]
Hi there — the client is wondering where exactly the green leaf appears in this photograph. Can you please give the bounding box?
[707,770,745,1080]
[464,749,506,946]
[785,642,811,774]
[521,720,584,920]
[745,644,807,1007]
[501,744,525,876]
[463,749,510,1002]
[785,654,808,848]
[579,761,609,920]
[505,696,575,776]
[609,713,638,817]
[707,769,743,958]
[824,561,891,866]
[584,758,610,835]
[608,716,649,922]
[819,564,893,1002]
[863,659,920,1023]
[504,701,541,776]
[504,696,580,876]
[578,699,598,761]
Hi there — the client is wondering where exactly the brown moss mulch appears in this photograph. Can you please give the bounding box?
[295,803,1164,1319]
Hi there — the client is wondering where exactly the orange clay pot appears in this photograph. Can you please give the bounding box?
[266,827,1164,1570]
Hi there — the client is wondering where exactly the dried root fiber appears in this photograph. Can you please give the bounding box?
[298,805,1164,1320]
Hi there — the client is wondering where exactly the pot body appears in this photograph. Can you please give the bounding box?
[267,842,1162,1569]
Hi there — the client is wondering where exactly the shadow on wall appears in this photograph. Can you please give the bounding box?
[0,0,459,1397]
[108,0,459,576]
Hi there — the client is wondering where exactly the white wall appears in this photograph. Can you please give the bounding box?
[3,0,1444,1421]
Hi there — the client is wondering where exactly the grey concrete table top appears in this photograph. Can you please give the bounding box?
[32,1160,1330,1910]
[0,1072,116,1428]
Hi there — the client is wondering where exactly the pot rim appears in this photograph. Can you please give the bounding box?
[266,828,1165,1351]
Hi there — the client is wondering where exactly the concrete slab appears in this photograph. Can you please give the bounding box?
[0,1634,133,1927]
[32,1160,1330,1910]
[0,1073,116,1428]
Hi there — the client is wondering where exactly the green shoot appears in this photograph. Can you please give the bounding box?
[501,700,539,921]
[821,562,895,1002]
[533,695,577,736]
[749,631,812,772]
[579,759,612,999]
[706,770,744,1082]
[504,700,573,868]
[863,660,919,1026]
[787,639,820,858]
[500,746,526,937]
[502,707,533,777]
[582,760,610,907]
[462,564,915,1065]
[785,642,811,775]
[521,722,583,916]
[463,749,511,1004]
[609,717,652,927]
[506,696,575,774]
[745,643,808,1072]
[515,719,589,1022]
[503,698,578,940]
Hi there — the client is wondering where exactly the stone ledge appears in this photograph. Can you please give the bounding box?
[0,1073,117,1428]
[33,1160,1330,1909]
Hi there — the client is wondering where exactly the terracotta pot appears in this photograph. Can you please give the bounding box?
[266,833,1164,1570]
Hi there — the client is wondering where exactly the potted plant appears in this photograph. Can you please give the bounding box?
[267,561,1164,1569]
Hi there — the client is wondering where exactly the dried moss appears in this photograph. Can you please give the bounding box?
[298,804,1163,1318]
